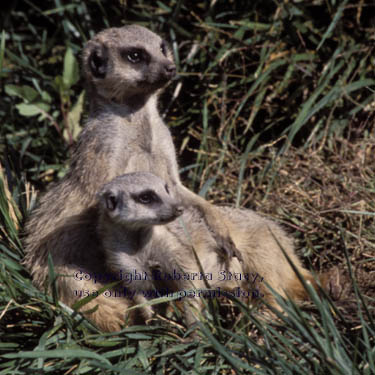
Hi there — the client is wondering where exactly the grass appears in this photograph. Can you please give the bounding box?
[1,0,375,373]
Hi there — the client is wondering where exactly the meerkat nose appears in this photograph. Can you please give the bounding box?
[164,63,176,78]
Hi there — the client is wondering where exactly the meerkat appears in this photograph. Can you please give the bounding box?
[23,24,239,331]
[97,172,317,330]
[97,172,185,322]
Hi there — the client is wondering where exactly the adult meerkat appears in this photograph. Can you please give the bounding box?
[23,25,238,330]
[98,172,317,329]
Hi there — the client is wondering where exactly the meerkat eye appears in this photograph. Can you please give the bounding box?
[120,48,146,64]
[127,51,142,63]
[135,190,158,205]
[165,184,170,194]
[106,194,118,211]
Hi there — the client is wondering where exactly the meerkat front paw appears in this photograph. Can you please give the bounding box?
[213,233,243,265]
[320,266,350,301]
[201,208,243,264]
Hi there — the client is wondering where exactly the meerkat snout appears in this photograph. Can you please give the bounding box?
[163,61,176,79]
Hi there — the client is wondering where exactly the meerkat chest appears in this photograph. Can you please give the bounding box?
[121,126,174,182]
[114,250,156,292]
[110,237,175,290]
[124,146,171,181]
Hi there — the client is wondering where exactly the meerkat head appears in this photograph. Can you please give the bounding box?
[83,25,176,106]
[98,172,183,230]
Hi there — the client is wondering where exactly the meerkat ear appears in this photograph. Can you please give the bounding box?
[87,42,108,79]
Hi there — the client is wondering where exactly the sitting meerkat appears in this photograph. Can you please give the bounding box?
[97,172,317,329]
[23,25,240,329]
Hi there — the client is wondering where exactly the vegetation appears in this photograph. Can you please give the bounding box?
[1,0,374,373]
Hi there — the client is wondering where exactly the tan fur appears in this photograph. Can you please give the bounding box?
[166,206,317,310]
[23,25,238,330]
[97,172,317,330]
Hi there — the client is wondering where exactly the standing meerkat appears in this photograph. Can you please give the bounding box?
[23,25,239,330]
[98,172,317,330]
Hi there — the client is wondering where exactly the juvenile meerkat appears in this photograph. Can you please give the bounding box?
[23,25,239,329]
[97,172,186,322]
[98,172,317,329]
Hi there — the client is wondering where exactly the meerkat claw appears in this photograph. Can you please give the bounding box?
[215,235,243,263]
